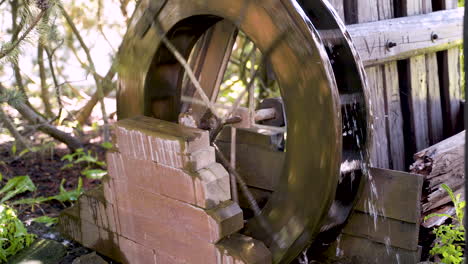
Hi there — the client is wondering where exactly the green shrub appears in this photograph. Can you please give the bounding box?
[0,204,35,262]
[425,184,465,264]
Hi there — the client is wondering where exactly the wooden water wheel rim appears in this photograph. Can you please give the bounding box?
[117,0,370,262]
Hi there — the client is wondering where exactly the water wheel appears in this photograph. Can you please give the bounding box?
[117,0,371,263]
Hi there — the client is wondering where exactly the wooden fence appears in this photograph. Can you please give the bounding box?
[329,0,464,170]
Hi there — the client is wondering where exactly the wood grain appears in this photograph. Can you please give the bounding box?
[345,8,463,66]
[354,167,424,224]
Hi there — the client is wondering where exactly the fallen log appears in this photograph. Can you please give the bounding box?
[410,131,464,228]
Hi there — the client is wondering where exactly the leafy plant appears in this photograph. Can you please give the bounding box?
[12,177,83,206]
[425,184,465,264]
[0,204,36,262]
[31,216,58,227]
[61,148,107,180]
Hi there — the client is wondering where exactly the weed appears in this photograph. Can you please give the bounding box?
[0,204,35,262]
[61,148,108,180]
[425,184,465,264]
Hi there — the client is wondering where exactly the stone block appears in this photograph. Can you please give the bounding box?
[119,236,157,264]
[216,234,272,264]
[106,152,230,209]
[59,206,82,242]
[194,163,231,208]
[112,182,243,243]
[78,188,118,233]
[115,116,212,171]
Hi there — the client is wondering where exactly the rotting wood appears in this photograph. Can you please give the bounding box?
[411,131,465,227]
[343,8,463,67]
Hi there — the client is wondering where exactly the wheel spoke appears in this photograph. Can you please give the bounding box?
[181,20,238,122]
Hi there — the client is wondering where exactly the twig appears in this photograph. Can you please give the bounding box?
[60,4,109,141]
[44,46,64,122]
[0,83,83,151]
[0,106,31,150]
[0,10,46,60]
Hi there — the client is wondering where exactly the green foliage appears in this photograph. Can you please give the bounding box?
[31,216,58,227]
[0,89,24,108]
[425,184,465,264]
[12,177,83,206]
[100,141,113,150]
[0,204,36,262]
[0,176,37,262]
[0,176,35,204]
[61,148,107,180]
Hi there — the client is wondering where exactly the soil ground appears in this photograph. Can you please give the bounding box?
[0,141,111,263]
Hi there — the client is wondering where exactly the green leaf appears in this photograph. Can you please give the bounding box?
[53,178,83,202]
[0,176,36,203]
[81,169,107,180]
[18,149,30,157]
[11,196,50,206]
[31,216,58,227]
[100,142,113,149]
[11,144,16,156]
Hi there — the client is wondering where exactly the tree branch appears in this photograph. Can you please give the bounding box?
[60,4,109,141]
[0,106,31,150]
[0,10,46,60]
[38,43,53,117]
[0,83,83,151]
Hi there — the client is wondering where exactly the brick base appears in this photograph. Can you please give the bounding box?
[58,117,271,264]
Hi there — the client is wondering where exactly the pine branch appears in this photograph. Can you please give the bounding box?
[0,9,46,60]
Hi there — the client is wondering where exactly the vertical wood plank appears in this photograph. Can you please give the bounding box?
[379,0,406,171]
[353,0,404,169]
[368,66,390,168]
[328,0,345,21]
[409,55,430,150]
[423,3,445,145]
[383,64,406,170]
[401,0,431,153]
[436,0,462,136]
[426,53,445,144]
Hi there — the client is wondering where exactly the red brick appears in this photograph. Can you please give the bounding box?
[116,210,219,263]
[106,152,230,209]
[119,236,157,264]
[111,182,242,243]
[115,116,209,155]
[194,163,231,208]
[80,220,101,249]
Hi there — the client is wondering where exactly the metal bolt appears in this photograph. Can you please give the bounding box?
[387,41,397,49]
[431,33,439,41]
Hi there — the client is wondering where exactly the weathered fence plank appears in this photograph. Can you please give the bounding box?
[346,8,463,66]
[383,64,406,170]
[437,0,462,136]
[426,52,445,144]
[328,0,345,21]
[349,0,391,169]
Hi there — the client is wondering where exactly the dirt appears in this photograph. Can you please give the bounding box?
[0,141,110,263]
